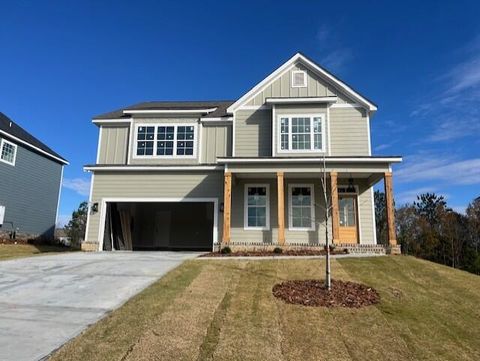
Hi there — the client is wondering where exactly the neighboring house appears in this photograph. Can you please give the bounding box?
[0,112,68,239]
[83,52,401,252]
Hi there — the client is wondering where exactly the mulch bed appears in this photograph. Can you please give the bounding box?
[272,279,380,308]
[201,249,348,257]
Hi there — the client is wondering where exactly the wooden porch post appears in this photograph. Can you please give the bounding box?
[330,172,340,243]
[277,171,285,245]
[222,172,232,244]
[384,171,397,245]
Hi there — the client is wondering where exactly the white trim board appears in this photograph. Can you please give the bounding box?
[227,53,377,113]
[0,129,68,165]
[84,165,223,171]
[123,108,217,115]
[217,157,402,164]
[97,197,218,251]
[265,97,337,104]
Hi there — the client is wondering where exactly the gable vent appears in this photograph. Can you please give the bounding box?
[292,70,307,87]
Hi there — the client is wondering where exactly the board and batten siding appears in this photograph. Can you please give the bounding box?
[234,109,272,157]
[97,125,129,164]
[246,63,353,106]
[200,123,232,163]
[86,171,224,244]
[0,136,62,238]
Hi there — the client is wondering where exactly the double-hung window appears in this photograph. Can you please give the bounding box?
[244,184,270,230]
[135,124,196,158]
[288,184,315,230]
[0,139,17,166]
[278,115,325,152]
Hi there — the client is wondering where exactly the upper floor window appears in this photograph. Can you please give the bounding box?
[291,70,307,87]
[135,124,196,158]
[278,114,325,153]
[0,139,17,166]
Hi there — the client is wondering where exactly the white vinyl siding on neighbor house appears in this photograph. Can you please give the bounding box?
[278,114,325,153]
[288,184,315,231]
[0,138,17,166]
[244,184,270,230]
[134,124,197,159]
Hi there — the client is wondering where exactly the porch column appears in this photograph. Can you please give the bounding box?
[384,171,397,245]
[277,171,285,245]
[222,171,232,244]
[330,172,340,243]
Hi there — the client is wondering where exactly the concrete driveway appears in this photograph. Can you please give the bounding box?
[0,251,200,361]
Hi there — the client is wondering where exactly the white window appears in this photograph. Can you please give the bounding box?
[292,70,307,87]
[278,114,325,152]
[0,139,17,166]
[244,184,270,230]
[288,184,315,230]
[135,124,197,158]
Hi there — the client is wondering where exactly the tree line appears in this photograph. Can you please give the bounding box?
[375,191,480,275]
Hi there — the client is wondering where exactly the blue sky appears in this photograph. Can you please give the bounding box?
[0,1,479,225]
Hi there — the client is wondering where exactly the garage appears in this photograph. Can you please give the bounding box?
[100,199,216,251]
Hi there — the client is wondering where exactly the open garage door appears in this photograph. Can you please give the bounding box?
[102,200,215,251]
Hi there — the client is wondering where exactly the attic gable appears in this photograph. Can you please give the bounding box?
[227,53,377,113]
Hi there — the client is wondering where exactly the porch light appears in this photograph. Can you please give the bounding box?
[347,177,355,193]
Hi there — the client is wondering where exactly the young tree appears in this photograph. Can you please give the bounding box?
[65,201,88,247]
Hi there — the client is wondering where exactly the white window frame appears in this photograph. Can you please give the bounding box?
[244,183,270,230]
[133,123,197,159]
[0,138,17,166]
[291,70,307,88]
[288,183,315,231]
[277,114,326,153]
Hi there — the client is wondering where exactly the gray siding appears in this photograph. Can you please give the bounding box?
[200,123,232,163]
[86,171,224,244]
[330,107,370,155]
[98,126,129,164]
[246,63,353,106]
[0,136,62,238]
[234,109,272,157]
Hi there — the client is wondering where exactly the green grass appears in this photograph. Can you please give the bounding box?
[50,256,480,361]
[0,243,76,261]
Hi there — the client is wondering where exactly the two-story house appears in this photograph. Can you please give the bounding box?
[0,112,68,239]
[83,53,401,253]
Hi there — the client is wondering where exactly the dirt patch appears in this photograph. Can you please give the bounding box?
[272,279,380,308]
[201,249,348,257]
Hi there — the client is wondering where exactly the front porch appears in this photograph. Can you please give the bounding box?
[218,157,400,253]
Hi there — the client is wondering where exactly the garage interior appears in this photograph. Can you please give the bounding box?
[103,202,214,251]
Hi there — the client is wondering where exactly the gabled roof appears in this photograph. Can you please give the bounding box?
[227,52,378,113]
[0,112,68,165]
[93,100,235,120]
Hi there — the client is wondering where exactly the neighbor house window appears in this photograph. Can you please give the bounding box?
[0,139,17,166]
[288,184,315,230]
[244,184,270,230]
[278,115,325,152]
[135,124,196,158]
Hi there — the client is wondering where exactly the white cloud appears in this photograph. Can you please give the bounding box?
[451,205,467,215]
[396,187,439,205]
[396,155,480,186]
[315,24,352,73]
[427,118,480,142]
[374,143,392,152]
[62,178,90,197]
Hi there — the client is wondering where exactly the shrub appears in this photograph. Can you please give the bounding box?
[273,247,283,254]
[220,246,232,254]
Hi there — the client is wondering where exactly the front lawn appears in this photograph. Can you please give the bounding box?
[50,256,480,361]
[0,243,76,261]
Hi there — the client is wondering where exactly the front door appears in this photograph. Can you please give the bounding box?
[338,195,358,243]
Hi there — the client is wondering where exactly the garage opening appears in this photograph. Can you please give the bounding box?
[102,201,214,251]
